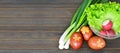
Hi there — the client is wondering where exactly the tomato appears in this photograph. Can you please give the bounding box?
[80,26,93,40]
[88,36,106,50]
[70,32,83,50]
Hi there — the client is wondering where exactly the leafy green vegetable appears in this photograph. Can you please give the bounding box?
[86,2,120,34]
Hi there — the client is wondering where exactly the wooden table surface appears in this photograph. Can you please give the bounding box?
[0,0,119,53]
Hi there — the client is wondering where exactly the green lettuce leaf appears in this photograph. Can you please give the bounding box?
[86,2,120,34]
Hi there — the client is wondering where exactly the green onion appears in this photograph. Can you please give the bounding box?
[59,22,75,44]
[70,2,83,25]
[58,0,110,50]
[65,12,87,42]
[59,22,76,49]
[64,39,70,49]
[59,0,92,49]
[64,0,92,43]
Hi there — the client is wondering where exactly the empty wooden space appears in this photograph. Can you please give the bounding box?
[0,0,119,53]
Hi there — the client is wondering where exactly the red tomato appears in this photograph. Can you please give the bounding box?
[70,32,83,50]
[88,36,106,50]
[80,26,93,40]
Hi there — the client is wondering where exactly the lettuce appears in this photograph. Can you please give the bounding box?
[86,2,120,34]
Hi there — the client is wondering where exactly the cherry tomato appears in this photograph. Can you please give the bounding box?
[70,32,83,50]
[88,36,106,50]
[80,26,93,40]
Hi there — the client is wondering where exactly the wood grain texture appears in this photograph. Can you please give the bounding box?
[0,0,119,53]
[0,0,82,4]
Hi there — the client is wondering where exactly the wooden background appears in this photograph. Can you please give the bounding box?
[0,0,119,53]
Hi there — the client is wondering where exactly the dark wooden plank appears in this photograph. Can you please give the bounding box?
[0,31,61,40]
[0,18,70,25]
[0,17,70,20]
[0,25,67,31]
[0,0,82,4]
[0,20,69,28]
[0,49,95,53]
[0,8,75,17]
[0,39,57,50]
[0,8,75,27]
[0,49,119,53]
[0,1,78,28]
[0,8,74,26]
[0,4,79,8]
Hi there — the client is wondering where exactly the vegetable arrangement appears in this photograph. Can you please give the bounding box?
[58,0,120,50]
[86,2,120,39]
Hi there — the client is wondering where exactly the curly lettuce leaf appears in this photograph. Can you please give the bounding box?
[86,2,120,34]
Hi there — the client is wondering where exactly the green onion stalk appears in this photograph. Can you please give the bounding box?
[59,0,92,49]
